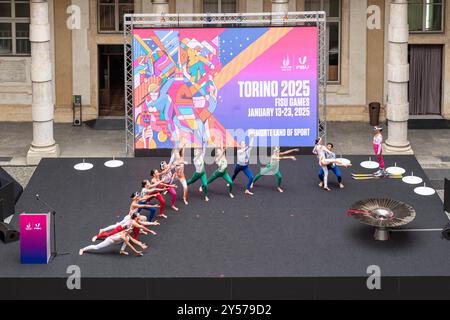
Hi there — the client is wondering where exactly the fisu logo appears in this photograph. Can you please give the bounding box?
[25,223,42,231]
[296,56,310,70]
[281,55,293,72]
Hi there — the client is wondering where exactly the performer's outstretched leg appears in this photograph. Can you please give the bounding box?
[223,172,233,194]
[80,238,114,255]
[331,165,344,188]
[138,201,157,221]
[252,165,272,187]
[154,193,166,218]
[321,166,330,191]
[242,166,254,193]
[166,187,178,211]
[179,178,188,205]
[209,170,234,198]
[189,171,209,201]
[187,172,201,185]
[207,170,222,185]
[275,171,283,193]
[96,226,123,241]
[200,172,208,197]
[318,168,325,188]
[232,165,243,181]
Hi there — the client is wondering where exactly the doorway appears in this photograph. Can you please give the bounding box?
[99,45,125,117]
[408,45,443,115]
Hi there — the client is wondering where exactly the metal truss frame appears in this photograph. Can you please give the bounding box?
[124,11,327,155]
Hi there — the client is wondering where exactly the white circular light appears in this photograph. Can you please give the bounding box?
[104,160,124,168]
[402,176,423,185]
[414,186,436,196]
[386,167,406,175]
[360,161,379,170]
[74,162,94,171]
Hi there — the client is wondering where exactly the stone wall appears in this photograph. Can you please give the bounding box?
[0,0,448,122]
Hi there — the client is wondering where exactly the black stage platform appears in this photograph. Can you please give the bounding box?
[1,155,450,300]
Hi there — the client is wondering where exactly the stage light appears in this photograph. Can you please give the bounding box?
[104,157,124,168]
[414,183,436,196]
[386,163,406,175]
[74,159,94,171]
[402,172,423,185]
[360,157,379,169]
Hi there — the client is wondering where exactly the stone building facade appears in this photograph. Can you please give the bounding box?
[0,0,447,161]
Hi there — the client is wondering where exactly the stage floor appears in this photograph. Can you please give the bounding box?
[1,155,450,299]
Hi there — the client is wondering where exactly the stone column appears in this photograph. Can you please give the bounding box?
[27,0,60,165]
[152,0,169,14]
[272,0,289,13]
[385,0,412,154]
[272,0,289,25]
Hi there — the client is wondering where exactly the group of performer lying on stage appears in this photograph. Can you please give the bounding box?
[79,136,300,257]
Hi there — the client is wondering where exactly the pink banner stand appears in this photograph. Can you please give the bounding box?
[20,213,51,264]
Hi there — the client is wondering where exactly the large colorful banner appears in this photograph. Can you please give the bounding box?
[133,26,318,148]
[20,213,51,264]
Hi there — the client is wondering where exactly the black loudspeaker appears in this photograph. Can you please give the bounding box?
[442,222,450,241]
[0,167,23,204]
[0,181,14,221]
[0,222,20,244]
[445,178,450,214]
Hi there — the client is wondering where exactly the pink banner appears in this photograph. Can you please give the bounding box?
[20,213,51,264]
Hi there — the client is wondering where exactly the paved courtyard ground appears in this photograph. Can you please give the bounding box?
[0,121,449,202]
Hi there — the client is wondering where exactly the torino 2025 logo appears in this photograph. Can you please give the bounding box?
[281,55,310,72]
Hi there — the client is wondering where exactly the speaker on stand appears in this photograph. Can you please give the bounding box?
[0,181,19,244]
[0,167,23,204]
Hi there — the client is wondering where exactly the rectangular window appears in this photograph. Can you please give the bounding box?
[203,0,237,13]
[409,0,444,32]
[98,0,134,33]
[0,0,30,55]
[305,0,341,83]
